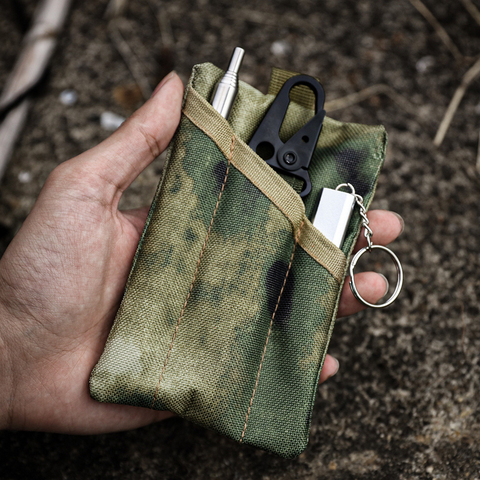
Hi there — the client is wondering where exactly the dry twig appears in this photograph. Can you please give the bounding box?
[146,0,175,80]
[229,8,279,27]
[0,100,30,181]
[325,84,422,120]
[0,0,72,113]
[460,302,466,355]
[105,0,129,18]
[433,56,480,147]
[228,8,318,35]
[460,0,480,28]
[408,0,464,62]
[115,18,160,76]
[0,0,72,181]
[147,0,174,48]
[108,21,152,99]
[476,129,480,173]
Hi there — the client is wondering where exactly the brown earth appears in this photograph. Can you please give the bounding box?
[1,0,479,478]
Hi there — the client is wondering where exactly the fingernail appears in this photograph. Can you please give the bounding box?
[393,212,404,236]
[330,358,340,378]
[151,71,176,98]
[379,274,389,297]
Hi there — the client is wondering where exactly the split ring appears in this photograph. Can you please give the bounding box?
[349,244,403,309]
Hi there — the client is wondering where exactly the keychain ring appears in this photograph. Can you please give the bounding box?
[349,245,404,309]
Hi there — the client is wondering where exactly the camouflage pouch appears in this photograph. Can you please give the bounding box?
[89,63,386,458]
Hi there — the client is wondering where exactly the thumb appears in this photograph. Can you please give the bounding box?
[75,71,184,199]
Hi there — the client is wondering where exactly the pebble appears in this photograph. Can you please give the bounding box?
[59,89,78,106]
[416,56,435,73]
[18,171,32,183]
[270,40,291,57]
[100,111,125,131]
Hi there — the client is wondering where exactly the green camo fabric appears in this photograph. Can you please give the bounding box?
[89,63,387,458]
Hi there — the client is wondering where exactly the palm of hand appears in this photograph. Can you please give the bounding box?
[0,74,185,433]
[0,162,173,433]
[0,73,402,434]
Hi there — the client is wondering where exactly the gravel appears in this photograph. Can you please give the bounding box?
[1,0,479,478]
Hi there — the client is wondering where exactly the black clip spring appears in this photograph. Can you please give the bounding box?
[248,74,326,198]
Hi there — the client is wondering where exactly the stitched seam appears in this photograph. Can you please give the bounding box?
[297,241,344,284]
[150,136,235,409]
[182,109,218,149]
[182,108,303,231]
[239,220,305,442]
[186,106,342,281]
[224,158,294,221]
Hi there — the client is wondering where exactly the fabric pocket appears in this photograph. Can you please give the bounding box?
[89,63,386,458]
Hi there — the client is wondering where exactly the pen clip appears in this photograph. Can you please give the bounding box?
[248,74,326,198]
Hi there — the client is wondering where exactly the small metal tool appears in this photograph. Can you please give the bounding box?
[248,74,326,198]
[330,183,404,309]
[211,47,245,119]
[313,183,403,308]
[311,187,356,248]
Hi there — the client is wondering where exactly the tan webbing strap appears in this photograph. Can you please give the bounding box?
[268,67,320,111]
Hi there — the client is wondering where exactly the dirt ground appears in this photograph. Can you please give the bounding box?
[1,0,480,478]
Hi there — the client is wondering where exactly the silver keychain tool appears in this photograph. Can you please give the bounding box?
[211,47,245,119]
[311,187,356,247]
[333,183,403,308]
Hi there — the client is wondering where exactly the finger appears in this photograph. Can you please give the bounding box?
[121,206,150,236]
[318,354,339,384]
[77,72,184,198]
[337,272,388,318]
[353,210,404,253]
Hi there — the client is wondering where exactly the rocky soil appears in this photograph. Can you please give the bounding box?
[1,0,479,478]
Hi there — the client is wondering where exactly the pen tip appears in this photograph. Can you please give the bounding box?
[228,47,245,73]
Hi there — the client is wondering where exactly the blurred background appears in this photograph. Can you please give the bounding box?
[0,0,479,478]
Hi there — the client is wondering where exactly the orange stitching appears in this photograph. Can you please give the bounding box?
[150,136,235,409]
[183,107,303,233]
[182,108,218,143]
[239,221,305,442]
[297,241,344,284]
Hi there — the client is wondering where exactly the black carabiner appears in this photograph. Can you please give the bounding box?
[248,74,326,198]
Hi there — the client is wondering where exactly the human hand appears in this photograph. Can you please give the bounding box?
[0,72,403,434]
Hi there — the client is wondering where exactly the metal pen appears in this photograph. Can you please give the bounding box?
[211,47,245,119]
